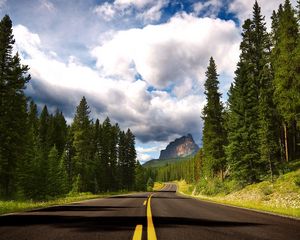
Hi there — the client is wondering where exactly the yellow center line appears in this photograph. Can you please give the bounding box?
[132,225,143,240]
[147,194,157,240]
[143,200,147,206]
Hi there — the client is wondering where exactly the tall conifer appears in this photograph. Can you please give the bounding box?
[202,57,226,179]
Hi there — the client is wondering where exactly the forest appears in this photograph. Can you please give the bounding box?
[0,15,147,200]
[150,0,300,188]
[0,0,299,201]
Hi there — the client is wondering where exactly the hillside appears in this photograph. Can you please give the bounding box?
[176,166,300,218]
[143,155,193,168]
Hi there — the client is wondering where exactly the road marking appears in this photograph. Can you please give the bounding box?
[147,194,157,240]
[132,224,143,240]
[143,200,147,206]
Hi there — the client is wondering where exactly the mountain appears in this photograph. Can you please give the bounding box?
[159,134,199,160]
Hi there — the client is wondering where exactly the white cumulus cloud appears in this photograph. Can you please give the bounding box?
[92,13,240,95]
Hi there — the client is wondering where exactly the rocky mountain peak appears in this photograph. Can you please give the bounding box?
[159,134,199,160]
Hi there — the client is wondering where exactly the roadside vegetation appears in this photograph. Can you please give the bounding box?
[176,167,300,218]
[152,182,165,191]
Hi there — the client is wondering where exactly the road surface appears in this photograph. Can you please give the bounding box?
[0,183,299,240]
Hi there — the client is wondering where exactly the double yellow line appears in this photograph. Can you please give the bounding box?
[132,194,157,240]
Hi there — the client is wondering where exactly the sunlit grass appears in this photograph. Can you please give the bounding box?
[176,169,300,218]
[0,192,129,215]
[153,182,165,191]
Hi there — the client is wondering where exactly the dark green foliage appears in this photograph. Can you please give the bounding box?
[273,0,299,125]
[202,57,226,179]
[149,152,203,184]
[225,2,282,184]
[48,146,64,196]
[146,177,154,191]
[272,0,300,162]
[0,15,30,198]
[71,96,93,192]
[135,162,147,191]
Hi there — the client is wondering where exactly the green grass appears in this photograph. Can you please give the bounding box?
[0,191,132,215]
[176,168,300,218]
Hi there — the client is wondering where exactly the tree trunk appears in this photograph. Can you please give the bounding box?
[284,122,289,162]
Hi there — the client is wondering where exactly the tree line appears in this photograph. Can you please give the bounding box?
[151,0,300,186]
[0,15,147,200]
[147,151,203,184]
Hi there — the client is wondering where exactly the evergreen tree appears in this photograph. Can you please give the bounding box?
[48,109,67,156]
[71,96,93,192]
[135,162,147,191]
[272,0,299,161]
[125,129,137,190]
[28,100,39,137]
[118,130,127,189]
[48,146,61,196]
[202,57,226,179]
[101,117,112,191]
[226,19,260,183]
[93,119,103,192]
[0,15,30,198]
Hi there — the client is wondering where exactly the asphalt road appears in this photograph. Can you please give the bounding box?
[0,183,299,240]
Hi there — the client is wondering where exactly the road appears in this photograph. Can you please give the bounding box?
[0,183,299,240]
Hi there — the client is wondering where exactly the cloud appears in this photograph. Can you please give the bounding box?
[92,13,240,95]
[39,0,55,12]
[94,2,117,21]
[192,0,223,18]
[229,0,298,29]
[13,23,207,145]
[136,142,168,162]
[93,0,168,23]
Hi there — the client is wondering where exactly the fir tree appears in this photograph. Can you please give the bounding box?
[226,18,260,183]
[125,129,137,190]
[202,57,226,179]
[0,15,30,198]
[71,96,93,192]
[272,0,299,161]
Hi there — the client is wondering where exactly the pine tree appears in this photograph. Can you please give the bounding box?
[125,129,137,190]
[93,119,103,192]
[71,97,93,192]
[226,2,278,183]
[0,15,30,198]
[28,100,39,137]
[272,0,299,161]
[226,18,260,184]
[48,109,67,156]
[135,162,146,191]
[101,117,112,191]
[118,130,127,189]
[48,146,61,196]
[202,57,226,179]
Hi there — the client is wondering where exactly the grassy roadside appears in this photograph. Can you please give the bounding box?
[0,191,133,215]
[153,182,165,191]
[175,169,300,219]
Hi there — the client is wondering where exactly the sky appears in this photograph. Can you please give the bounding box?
[0,0,296,163]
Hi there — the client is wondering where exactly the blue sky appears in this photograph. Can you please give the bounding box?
[0,0,295,162]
